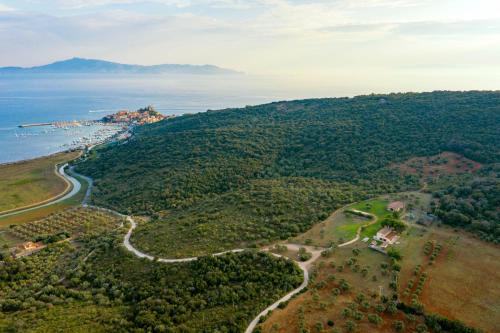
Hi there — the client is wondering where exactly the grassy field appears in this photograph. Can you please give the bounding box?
[0,165,90,230]
[350,199,391,239]
[293,209,369,247]
[0,151,80,213]
[294,197,409,247]
[398,225,500,333]
[0,231,19,250]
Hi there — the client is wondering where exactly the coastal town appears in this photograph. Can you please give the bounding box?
[14,106,170,153]
[101,105,169,125]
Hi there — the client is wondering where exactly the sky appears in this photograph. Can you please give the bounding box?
[1,0,500,94]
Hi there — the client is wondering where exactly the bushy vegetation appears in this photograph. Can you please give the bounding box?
[77,91,500,253]
[131,178,358,257]
[381,217,407,232]
[432,166,500,243]
[0,231,303,332]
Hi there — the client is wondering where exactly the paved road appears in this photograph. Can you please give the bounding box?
[0,163,81,218]
[68,167,93,206]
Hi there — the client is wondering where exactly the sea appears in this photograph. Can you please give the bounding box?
[0,73,305,164]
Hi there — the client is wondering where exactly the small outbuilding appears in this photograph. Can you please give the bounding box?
[17,241,43,251]
[387,201,405,212]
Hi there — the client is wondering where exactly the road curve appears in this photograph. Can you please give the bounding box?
[123,216,246,263]
[245,245,323,333]
[0,164,81,218]
[245,232,367,333]
[15,161,367,333]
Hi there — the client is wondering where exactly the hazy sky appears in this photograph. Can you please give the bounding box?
[1,0,500,93]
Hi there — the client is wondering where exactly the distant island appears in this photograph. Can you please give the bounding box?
[0,57,242,75]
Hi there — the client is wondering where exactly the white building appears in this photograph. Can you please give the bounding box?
[374,226,399,245]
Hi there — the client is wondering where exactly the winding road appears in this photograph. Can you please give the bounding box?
[0,164,81,218]
[9,161,366,333]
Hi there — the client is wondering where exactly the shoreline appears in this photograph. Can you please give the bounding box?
[0,124,130,166]
[0,149,83,167]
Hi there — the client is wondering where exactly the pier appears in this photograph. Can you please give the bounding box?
[18,122,53,128]
[19,120,99,128]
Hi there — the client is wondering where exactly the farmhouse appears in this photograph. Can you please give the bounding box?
[17,241,43,251]
[387,201,405,212]
[374,227,399,244]
[370,226,400,253]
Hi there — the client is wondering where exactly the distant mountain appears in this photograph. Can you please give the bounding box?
[0,57,242,75]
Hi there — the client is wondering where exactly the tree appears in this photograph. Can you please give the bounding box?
[367,313,383,326]
[345,320,357,332]
[387,248,403,261]
[393,320,405,332]
[381,218,406,232]
[416,324,429,333]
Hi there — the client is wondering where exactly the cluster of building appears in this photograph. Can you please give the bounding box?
[369,201,405,253]
[102,106,169,125]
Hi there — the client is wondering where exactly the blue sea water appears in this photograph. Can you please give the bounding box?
[0,74,288,163]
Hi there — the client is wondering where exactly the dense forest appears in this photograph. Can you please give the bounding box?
[0,231,302,332]
[76,91,500,254]
[432,166,500,243]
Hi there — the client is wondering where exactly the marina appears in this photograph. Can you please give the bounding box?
[9,121,127,161]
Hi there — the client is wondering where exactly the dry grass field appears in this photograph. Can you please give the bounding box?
[398,225,500,333]
[262,189,499,333]
[394,152,482,178]
[0,151,80,213]
[261,244,426,333]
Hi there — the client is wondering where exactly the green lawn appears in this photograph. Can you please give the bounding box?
[350,199,391,219]
[293,210,369,247]
[349,199,392,238]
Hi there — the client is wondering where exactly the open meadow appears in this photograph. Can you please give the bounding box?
[398,225,500,333]
[0,151,80,213]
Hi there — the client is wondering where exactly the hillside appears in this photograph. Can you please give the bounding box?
[76,91,500,256]
[0,57,241,75]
